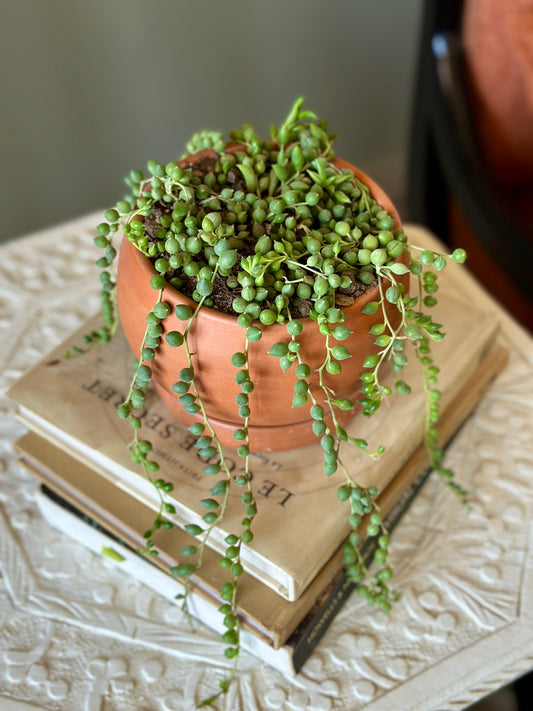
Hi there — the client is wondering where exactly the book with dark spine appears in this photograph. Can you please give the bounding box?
[19,438,432,674]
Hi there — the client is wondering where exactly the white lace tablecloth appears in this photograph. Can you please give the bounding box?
[1,213,532,711]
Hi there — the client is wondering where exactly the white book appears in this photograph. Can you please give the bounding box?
[19,431,444,675]
[34,486,303,675]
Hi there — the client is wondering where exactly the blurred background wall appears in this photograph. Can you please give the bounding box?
[0,0,423,243]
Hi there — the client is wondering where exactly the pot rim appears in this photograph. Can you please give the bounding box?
[122,148,403,330]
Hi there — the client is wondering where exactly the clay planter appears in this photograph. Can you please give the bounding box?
[116,152,407,452]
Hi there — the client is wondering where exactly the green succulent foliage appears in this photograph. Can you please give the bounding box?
[117,105,407,325]
[88,97,469,704]
[182,129,227,158]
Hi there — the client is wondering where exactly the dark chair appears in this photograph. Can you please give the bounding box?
[408,0,533,331]
[410,3,533,705]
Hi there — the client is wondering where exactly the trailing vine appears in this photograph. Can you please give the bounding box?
[79,98,468,705]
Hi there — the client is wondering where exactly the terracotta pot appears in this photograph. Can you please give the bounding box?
[116,151,407,452]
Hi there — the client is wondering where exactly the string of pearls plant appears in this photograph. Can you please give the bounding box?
[72,98,467,706]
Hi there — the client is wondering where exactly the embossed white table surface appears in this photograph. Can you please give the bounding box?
[0,213,532,711]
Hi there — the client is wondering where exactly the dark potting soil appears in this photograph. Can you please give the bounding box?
[142,154,374,319]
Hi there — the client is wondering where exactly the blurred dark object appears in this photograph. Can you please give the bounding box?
[465,669,533,710]
[515,669,533,710]
[408,0,533,332]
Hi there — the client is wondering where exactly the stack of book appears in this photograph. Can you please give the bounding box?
[7,257,507,674]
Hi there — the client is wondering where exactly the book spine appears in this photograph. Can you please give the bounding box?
[290,466,432,671]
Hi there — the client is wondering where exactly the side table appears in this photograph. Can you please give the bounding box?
[1,214,532,710]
